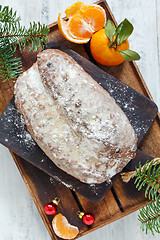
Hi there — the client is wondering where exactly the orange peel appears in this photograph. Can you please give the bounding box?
[58,2,106,44]
[58,13,90,44]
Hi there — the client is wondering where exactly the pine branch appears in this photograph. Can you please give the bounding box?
[0,5,49,82]
[0,39,22,82]
[138,200,160,235]
[0,5,20,23]
[134,160,160,200]
[121,158,160,235]
[0,20,49,52]
[134,160,160,234]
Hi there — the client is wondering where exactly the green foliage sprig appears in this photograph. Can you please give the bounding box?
[138,198,160,234]
[0,5,50,82]
[134,160,160,200]
[134,159,160,235]
[0,39,22,81]
[121,158,160,235]
[105,18,140,62]
[0,5,20,23]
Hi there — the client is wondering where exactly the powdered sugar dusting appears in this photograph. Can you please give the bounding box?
[14,49,137,184]
[53,175,73,189]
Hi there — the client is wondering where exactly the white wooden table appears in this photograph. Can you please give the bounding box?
[0,0,160,239]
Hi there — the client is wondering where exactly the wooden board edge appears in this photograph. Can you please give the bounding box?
[9,151,58,240]
[47,21,58,29]
[77,199,148,238]
[131,61,160,120]
[100,0,118,25]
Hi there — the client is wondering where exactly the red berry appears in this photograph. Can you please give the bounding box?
[44,202,57,215]
[83,213,95,225]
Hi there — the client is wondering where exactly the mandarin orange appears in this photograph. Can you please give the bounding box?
[90,28,129,66]
[65,1,84,18]
[58,13,90,44]
[68,13,93,39]
[52,213,79,239]
[58,2,106,43]
[80,4,106,32]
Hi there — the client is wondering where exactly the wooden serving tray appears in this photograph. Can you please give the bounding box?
[0,0,160,239]
[0,50,157,202]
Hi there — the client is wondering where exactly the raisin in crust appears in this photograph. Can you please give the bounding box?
[14,49,137,184]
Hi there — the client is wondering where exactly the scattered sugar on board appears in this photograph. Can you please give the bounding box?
[50,177,54,184]
[53,175,73,189]
[3,104,36,150]
[14,114,36,149]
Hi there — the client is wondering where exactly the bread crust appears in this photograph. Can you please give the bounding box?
[14,49,137,184]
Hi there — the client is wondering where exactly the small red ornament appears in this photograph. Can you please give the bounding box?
[44,198,60,215]
[78,211,95,225]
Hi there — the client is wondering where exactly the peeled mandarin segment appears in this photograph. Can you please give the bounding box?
[68,14,93,39]
[58,13,90,44]
[52,213,79,240]
[65,1,84,18]
[80,4,106,32]
[58,4,106,44]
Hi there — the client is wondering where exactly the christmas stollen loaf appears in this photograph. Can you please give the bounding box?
[14,49,137,184]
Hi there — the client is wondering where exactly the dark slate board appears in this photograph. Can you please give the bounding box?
[0,48,158,202]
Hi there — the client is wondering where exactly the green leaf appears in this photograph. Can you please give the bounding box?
[116,18,133,45]
[105,19,116,42]
[119,49,140,61]
[115,22,123,37]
